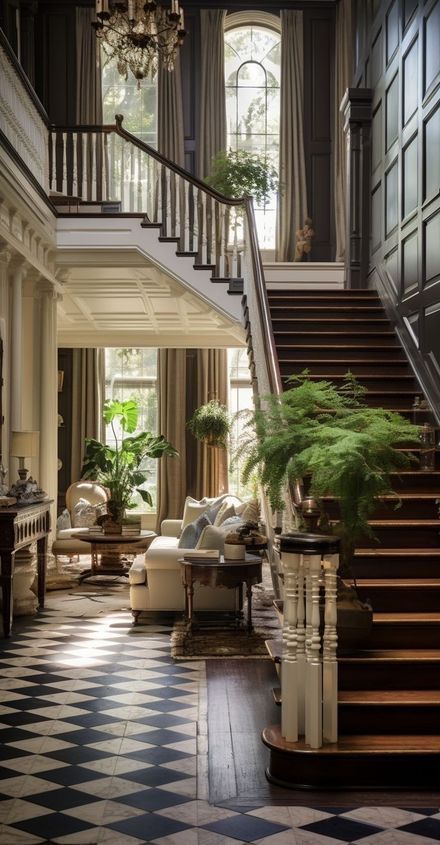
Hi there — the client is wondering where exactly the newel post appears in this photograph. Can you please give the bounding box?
[341,88,373,289]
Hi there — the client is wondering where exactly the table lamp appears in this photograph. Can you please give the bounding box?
[10,431,40,483]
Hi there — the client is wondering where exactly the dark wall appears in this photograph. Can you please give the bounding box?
[353,0,440,372]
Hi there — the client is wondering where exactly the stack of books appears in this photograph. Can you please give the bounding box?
[121,516,142,536]
[183,549,220,564]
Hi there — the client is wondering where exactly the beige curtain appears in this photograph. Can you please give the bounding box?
[334,0,353,261]
[70,349,105,483]
[194,349,228,500]
[197,9,227,179]
[157,349,188,526]
[75,7,103,124]
[158,55,185,166]
[276,10,308,262]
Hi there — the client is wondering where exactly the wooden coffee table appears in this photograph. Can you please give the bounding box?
[77,530,156,582]
[180,555,262,634]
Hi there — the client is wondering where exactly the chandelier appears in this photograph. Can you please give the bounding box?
[93,0,186,83]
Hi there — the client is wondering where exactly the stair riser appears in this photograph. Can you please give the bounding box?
[278,371,418,392]
[339,661,440,690]
[359,526,440,547]
[277,361,411,376]
[353,558,440,579]
[369,624,440,648]
[326,498,440,519]
[273,319,390,333]
[269,307,385,320]
[339,705,440,735]
[356,587,440,612]
[277,346,403,361]
[274,333,400,347]
[390,472,440,491]
[267,291,380,301]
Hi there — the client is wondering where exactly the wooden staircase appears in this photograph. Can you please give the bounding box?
[262,288,440,789]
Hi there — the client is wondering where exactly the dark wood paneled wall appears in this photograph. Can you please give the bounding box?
[353,0,440,376]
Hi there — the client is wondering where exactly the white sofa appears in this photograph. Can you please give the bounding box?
[128,495,248,620]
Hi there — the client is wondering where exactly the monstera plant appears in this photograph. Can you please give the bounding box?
[81,399,177,530]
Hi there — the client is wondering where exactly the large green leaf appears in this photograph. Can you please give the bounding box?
[103,399,139,433]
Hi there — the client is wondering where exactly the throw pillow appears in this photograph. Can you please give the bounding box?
[221,515,243,528]
[196,524,228,552]
[56,508,71,532]
[239,499,260,524]
[72,499,107,529]
[214,502,236,526]
[182,497,211,529]
[178,513,211,549]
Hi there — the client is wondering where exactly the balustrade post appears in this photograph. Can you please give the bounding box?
[341,88,373,289]
[279,533,341,750]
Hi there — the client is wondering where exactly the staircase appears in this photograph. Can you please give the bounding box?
[262,287,440,789]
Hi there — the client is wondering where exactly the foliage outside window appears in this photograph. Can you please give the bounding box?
[228,348,254,498]
[104,348,158,511]
[102,52,157,145]
[224,24,281,249]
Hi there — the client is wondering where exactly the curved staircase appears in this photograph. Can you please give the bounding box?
[262,287,440,789]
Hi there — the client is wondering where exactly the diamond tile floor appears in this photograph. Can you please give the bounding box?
[0,584,439,844]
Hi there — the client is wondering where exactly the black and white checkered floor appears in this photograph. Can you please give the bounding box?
[1,586,440,844]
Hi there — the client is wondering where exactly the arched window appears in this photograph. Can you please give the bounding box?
[225,15,281,250]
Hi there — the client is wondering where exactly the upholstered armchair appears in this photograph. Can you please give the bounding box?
[51,481,109,561]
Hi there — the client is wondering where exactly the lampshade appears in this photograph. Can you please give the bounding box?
[10,431,39,458]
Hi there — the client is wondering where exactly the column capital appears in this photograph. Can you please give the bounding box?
[0,244,13,267]
[341,87,373,132]
[35,278,61,302]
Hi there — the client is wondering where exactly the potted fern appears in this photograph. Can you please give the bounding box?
[239,373,420,575]
[81,399,177,532]
[187,400,231,449]
[205,149,278,204]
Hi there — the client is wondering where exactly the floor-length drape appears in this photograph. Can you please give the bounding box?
[334,0,353,261]
[194,349,228,500]
[158,55,185,167]
[276,10,308,262]
[70,349,105,483]
[197,9,227,179]
[75,7,103,124]
[157,349,188,527]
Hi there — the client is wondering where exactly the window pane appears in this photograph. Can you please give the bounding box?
[104,348,158,512]
[228,349,254,499]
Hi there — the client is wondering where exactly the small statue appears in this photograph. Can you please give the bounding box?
[294,217,315,262]
[8,476,47,504]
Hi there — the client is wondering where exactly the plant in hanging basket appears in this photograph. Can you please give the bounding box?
[187,400,231,449]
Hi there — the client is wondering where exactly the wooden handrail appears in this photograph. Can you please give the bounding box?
[114,115,245,208]
[244,197,282,397]
[50,123,116,134]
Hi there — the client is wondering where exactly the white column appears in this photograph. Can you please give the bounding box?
[38,281,58,539]
[10,261,27,433]
[0,245,12,477]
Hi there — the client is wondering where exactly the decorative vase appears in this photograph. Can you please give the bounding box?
[224,542,246,560]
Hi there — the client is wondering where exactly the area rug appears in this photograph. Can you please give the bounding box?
[171,582,282,659]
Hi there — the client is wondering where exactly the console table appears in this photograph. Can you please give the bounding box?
[0,500,52,638]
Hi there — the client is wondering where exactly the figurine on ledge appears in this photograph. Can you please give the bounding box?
[8,476,47,505]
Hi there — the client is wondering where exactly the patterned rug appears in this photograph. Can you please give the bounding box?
[171,582,282,659]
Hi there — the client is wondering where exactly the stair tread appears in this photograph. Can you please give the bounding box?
[374,612,440,623]
[263,726,440,752]
[367,518,440,526]
[272,317,389,323]
[327,493,440,500]
[342,648,440,661]
[357,578,440,587]
[355,548,440,556]
[339,690,440,704]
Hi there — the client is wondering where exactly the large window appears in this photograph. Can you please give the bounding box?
[102,55,157,146]
[225,19,281,249]
[228,348,254,498]
[104,348,158,511]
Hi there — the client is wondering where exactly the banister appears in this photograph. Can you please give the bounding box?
[244,197,282,397]
[113,115,245,208]
[49,124,116,134]
[0,28,49,126]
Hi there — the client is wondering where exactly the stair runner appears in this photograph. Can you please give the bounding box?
[263,288,440,789]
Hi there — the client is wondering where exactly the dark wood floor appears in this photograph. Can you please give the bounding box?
[207,659,440,808]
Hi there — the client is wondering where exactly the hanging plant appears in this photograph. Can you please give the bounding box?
[187,400,232,449]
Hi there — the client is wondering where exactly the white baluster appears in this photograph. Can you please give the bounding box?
[72,132,78,199]
[323,553,339,743]
[103,133,109,201]
[49,131,54,191]
[305,553,323,749]
[165,168,172,236]
[62,132,68,196]
[297,555,306,735]
[120,135,125,211]
[200,191,208,265]
[218,204,226,278]
[109,131,115,200]
[175,174,181,242]
[183,181,190,252]
[137,146,142,212]
[232,207,238,278]
[281,551,300,743]
[128,144,134,211]
[211,199,218,273]
[81,133,87,200]
[90,133,97,201]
